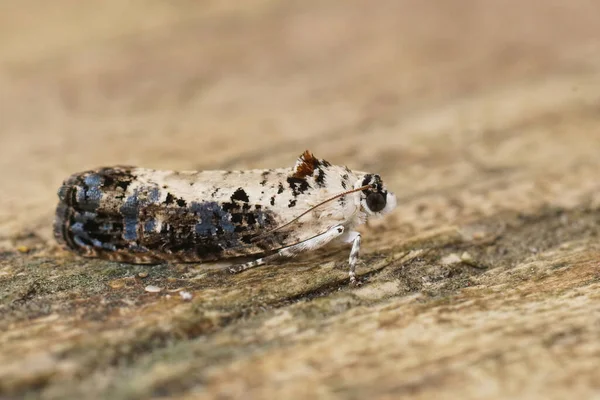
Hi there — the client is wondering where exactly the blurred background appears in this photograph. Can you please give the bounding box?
[2,2,600,399]
[1,0,600,240]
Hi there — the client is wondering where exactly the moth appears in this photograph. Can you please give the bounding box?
[54,151,396,283]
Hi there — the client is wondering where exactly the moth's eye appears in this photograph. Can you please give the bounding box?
[366,192,386,213]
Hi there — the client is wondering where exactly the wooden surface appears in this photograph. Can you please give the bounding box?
[1,1,600,399]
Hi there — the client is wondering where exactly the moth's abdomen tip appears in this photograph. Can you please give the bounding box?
[57,182,75,204]
[54,169,110,254]
[56,170,84,201]
[53,203,70,247]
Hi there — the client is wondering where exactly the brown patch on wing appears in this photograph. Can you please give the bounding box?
[292,150,320,179]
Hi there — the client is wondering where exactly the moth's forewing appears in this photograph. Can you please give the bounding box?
[54,167,331,263]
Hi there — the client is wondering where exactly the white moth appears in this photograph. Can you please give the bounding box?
[54,151,397,283]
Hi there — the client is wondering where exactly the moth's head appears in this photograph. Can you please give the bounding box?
[355,173,397,216]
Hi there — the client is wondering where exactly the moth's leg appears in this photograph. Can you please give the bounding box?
[343,231,361,284]
[229,224,345,274]
[228,256,268,273]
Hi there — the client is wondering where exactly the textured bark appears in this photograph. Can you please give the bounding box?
[1,1,600,399]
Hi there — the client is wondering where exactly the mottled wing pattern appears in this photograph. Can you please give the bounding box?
[54,167,288,263]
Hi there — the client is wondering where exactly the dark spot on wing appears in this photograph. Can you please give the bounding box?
[165,193,175,205]
[116,181,131,191]
[287,177,311,196]
[270,196,276,206]
[260,170,270,186]
[221,201,238,213]
[341,173,349,189]
[289,199,297,208]
[315,168,326,187]
[277,183,285,194]
[96,167,136,193]
[176,198,187,207]
[231,188,249,202]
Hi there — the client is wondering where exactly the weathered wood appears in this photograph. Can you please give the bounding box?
[1,1,600,399]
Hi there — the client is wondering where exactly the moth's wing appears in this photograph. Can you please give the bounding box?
[55,167,292,263]
[54,167,165,263]
[135,199,290,262]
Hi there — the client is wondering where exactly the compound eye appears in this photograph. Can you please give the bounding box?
[366,192,386,212]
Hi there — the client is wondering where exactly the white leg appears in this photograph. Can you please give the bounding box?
[229,225,345,274]
[345,231,361,284]
[228,256,268,273]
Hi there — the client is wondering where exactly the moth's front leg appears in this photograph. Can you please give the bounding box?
[343,231,361,284]
[229,224,346,274]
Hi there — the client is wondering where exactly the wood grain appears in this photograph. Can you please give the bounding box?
[1,1,600,399]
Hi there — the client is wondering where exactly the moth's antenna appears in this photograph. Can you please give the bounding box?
[252,183,373,242]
